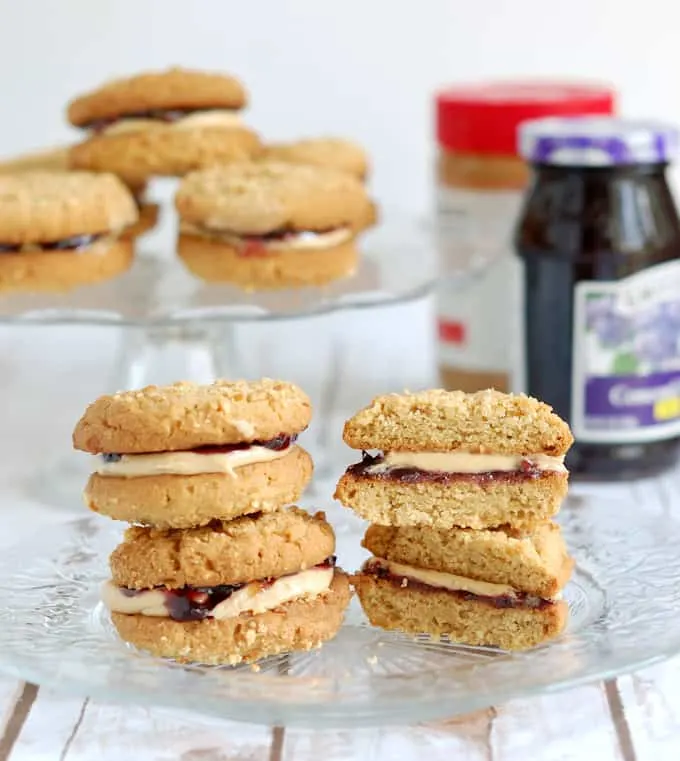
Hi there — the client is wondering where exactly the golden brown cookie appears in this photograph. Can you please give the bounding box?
[343,389,573,456]
[353,571,567,651]
[334,469,567,530]
[0,149,158,239]
[67,68,248,126]
[73,379,312,454]
[85,444,314,528]
[175,161,373,235]
[123,201,159,239]
[67,69,259,183]
[362,522,573,598]
[0,237,133,293]
[110,570,351,665]
[69,127,262,186]
[261,137,369,180]
[177,232,358,289]
[0,171,137,245]
[0,146,70,174]
[111,507,335,588]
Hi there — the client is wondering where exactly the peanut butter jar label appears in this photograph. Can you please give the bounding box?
[436,186,525,394]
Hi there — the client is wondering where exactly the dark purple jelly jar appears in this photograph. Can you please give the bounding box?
[514,117,680,479]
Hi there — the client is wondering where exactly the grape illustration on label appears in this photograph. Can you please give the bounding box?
[572,260,680,443]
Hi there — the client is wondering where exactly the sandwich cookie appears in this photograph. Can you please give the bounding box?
[73,379,313,528]
[104,508,351,664]
[67,68,261,184]
[0,147,159,239]
[175,161,374,289]
[335,389,573,530]
[0,171,137,292]
[354,521,572,650]
[261,137,370,181]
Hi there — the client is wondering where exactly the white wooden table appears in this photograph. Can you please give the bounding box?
[1,326,679,760]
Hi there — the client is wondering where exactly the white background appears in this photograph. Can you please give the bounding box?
[1,0,679,428]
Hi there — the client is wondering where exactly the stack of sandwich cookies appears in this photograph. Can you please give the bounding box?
[73,379,350,664]
[0,171,137,292]
[67,68,261,185]
[0,147,158,239]
[335,389,575,650]
[175,161,375,289]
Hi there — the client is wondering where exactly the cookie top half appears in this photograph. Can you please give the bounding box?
[73,378,311,454]
[175,161,372,235]
[67,68,247,127]
[110,507,335,589]
[0,171,137,245]
[261,137,369,180]
[343,389,573,456]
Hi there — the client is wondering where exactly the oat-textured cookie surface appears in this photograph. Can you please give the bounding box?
[335,469,568,530]
[0,172,137,245]
[85,446,313,528]
[111,507,335,588]
[67,68,248,126]
[175,161,373,235]
[261,137,369,180]
[362,522,573,598]
[69,127,261,186]
[343,389,573,456]
[111,570,351,665]
[73,378,312,454]
[0,146,71,174]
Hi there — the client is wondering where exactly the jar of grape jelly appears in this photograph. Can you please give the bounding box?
[515,117,680,479]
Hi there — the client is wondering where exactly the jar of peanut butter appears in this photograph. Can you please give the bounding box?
[435,82,615,393]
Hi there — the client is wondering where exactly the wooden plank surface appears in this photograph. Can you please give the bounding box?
[280,684,624,761]
[616,658,680,761]
[9,690,273,761]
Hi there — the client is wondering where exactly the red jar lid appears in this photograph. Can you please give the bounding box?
[436,81,616,155]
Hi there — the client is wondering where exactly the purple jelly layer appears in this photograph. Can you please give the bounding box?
[346,451,553,484]
[100,433,298,464]
[0,233,102,254]
[121,556,336,622]
[363,562,553,611]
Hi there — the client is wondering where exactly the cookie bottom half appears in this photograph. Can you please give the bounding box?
[123,202,160,239]
[177,234,358,290]
[335,470,568,531]
[69,127,262,185]
[86,445,314,529]
[0,237,133,293]
[111,571,351,665]
[354,573,567,651]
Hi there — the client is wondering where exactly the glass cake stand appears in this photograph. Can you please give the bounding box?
[1,208,489,509]
[0,493,678,730]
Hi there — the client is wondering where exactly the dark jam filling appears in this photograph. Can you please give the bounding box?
[0,233,101,254]
[365,563,552,611]
[193,225,341,259]
[121,556,336,622]
[83,107,236,133]
[100,433,297,463]
[346,451,544,484]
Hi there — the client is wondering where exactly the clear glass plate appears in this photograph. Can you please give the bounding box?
[0,212,480,326]
[0,496,676,729]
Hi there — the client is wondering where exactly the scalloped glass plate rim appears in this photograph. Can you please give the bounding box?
[0,500,678,729]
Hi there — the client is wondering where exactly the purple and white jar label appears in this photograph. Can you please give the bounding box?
[571,260,680,444]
